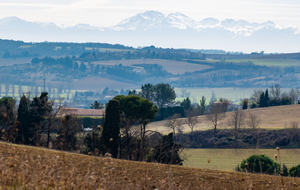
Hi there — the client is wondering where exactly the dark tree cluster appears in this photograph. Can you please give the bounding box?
[137,83,176,108]
[31,56,74,68]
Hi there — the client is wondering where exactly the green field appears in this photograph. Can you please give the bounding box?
[175,87,258,103]
[182,149,300,171]
[18,45,35,49]
[228,59,300,67]
[193,58,300,67]
[84,47,136,53]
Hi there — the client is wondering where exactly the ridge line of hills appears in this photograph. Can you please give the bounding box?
[0,11,299,52]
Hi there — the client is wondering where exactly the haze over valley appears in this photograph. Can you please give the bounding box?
[0,10,299,52]
[0,1,300,189]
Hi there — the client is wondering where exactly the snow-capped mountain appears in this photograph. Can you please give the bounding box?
[0,11,299,52]
[113,11,285,36]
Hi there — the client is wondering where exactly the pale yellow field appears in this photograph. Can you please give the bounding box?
[182,149,300,171]
[146,104,300,134]
[92,59,211,75]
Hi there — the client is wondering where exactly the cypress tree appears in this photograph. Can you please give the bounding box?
[102,99,120,158]
[17,95,32,144]
[259,92,265,107]
[264,89,269,107]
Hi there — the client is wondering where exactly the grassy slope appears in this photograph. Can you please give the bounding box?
[0,142,299,189]
[146,104,300,134]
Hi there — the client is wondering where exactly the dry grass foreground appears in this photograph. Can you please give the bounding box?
[147,104,300,134]
[0,142,300,189]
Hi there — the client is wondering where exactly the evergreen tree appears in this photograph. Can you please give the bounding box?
[17,92,52,145]
[198,96,206,115]
[264,89,269,106]
[242,99,248,109]
[56,115,78,151]
[73,62,79,70]
[259,92,265,107]
[94,64,100,74]
[79,62,87,72]
[102,99,120,158]
[139,83,155,102]
[90,101,104,109]
[16,95,31,144]
[180,97,192,112]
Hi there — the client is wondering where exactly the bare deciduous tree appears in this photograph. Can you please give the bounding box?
[250,89,264,106]
[289,88,300,104]
[269,84,281,100]
[45,98,63,148]
[247,110,261,148]
[18,82,22,98]
[12,82,15,98]
[185,110,199,132]
[227,109,245,144]
[5,80,9,96]
[165,113,182,135]
[206,99,229,132]
[247,110,260,132]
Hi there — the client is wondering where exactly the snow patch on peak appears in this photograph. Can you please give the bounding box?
[199,18,220,26]
[166,12,197,29]
[114,10,166,30]
[74,24,97,30]
[139,10,165,19]
[112,11,286,35]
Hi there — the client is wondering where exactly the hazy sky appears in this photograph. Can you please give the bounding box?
[0,0,299,28]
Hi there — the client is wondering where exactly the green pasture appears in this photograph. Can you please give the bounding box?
[182,149,300,171]
[190,58,300,67]
[18,45,35,49]
[84,47,136,53]
[227,59,300,67]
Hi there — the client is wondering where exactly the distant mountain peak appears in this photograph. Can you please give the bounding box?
[199,17,220,26]
[113,10,284,33]
[0,16,22,24]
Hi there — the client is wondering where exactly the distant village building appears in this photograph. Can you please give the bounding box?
[58,108,105,117]
[132,67,146,74]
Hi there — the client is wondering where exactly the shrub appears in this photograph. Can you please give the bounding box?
[282,164,289,176]
[289,164,300,177]
[148,133,183,165]
[239,155,280,175]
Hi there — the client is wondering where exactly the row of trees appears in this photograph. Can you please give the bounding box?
[250,84,299,108]
[0,89,184,165]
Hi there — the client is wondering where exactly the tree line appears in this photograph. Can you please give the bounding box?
[0,88,184,165]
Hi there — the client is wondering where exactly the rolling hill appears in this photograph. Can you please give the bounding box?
[146,104,300,134]
[0,141,299,189]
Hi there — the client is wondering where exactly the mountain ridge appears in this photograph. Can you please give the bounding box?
[0,10,299,52]
[0,10,291,33]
